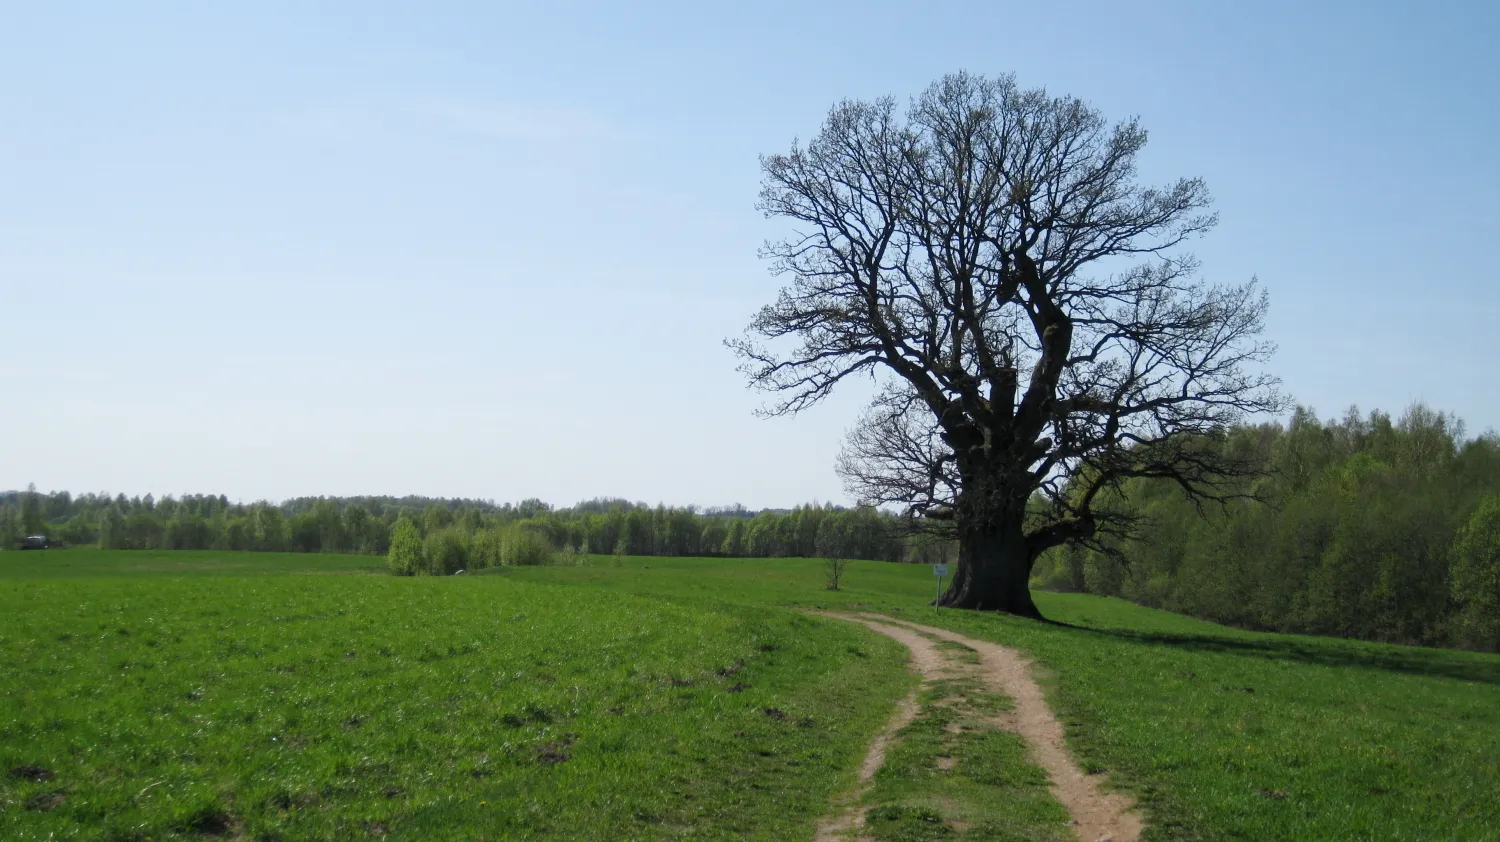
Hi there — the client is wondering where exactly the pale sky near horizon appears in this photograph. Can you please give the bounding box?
[2,1,1497,508]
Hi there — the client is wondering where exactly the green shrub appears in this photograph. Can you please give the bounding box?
[1084,547,1125,596]
[455,525,558,568]
[502,525,555,566]
[386,519,423,576]
[423,528,470,575]
[1033,545,1087,593]
[469,528,505,569]
[1452,495,1500,652]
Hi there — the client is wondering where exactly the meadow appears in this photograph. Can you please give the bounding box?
[3,549,1499,840]
[525,557,1500,840]
[0,549,381,579]
[0,552,911,840]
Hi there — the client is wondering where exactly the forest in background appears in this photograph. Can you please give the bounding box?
[0,490,917,566]
[1033,404,1500,652]
[5,402,1498,651]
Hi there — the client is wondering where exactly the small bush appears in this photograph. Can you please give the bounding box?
[469,528,505,570]
[457,524,559,567]
[1452,495,1500,652]
[387,519,423,576]
[1033,545,1087,593]
[824,557,848,591]
[503,525,556,566]
[424,528,470,575]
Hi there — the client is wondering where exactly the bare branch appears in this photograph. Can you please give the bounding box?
[733,72,1282,614]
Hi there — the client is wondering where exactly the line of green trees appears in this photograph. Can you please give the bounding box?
[10,400,1495,651]
[385,519,563,575]
[1032,404,1500,652]
[0,490,912,564]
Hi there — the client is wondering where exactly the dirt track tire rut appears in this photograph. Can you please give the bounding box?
[809,611,1142,842]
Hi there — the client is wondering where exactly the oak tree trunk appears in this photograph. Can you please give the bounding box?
[937,510,1041,618]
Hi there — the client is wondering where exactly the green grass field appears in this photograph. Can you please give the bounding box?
[0,548,382,579]
[0,552,912,840]
[3,549,1498,840]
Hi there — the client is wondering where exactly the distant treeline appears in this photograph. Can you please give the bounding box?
[0,490,918,563]
[1033,404,1500,652]
[10,401,1496,652]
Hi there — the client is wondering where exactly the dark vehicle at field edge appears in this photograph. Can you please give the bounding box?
[20,535,49,550]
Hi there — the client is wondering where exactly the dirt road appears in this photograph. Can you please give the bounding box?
[810,612,1143,842]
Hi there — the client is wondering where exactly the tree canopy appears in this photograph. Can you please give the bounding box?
[735,72,1280,615]
[1031,404,1500,652]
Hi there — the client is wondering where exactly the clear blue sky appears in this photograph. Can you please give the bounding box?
[3,1,1497,507]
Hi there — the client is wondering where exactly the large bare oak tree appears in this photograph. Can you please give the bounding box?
[732,72,1281,617]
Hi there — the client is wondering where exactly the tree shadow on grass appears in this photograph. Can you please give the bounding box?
[1045,621,1500,687]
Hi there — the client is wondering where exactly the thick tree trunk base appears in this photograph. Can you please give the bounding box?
[937,521,1042,619]
[936,587,1042,619]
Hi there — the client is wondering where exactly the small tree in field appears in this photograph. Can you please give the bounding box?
[387,519,423,576]
[824,556,849,591]
[733,72,1281,617]
[816,517,850,590]
[22,484,45,536]
[424,528,469,575]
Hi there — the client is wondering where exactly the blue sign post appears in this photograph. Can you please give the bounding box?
[933,563,948,613]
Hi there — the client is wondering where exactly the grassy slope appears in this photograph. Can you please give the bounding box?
[0,548,381,578]
[4,550,1499,840]
[0,553,912,841]
[921,595,1500,842]
[510,556,1500,842]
